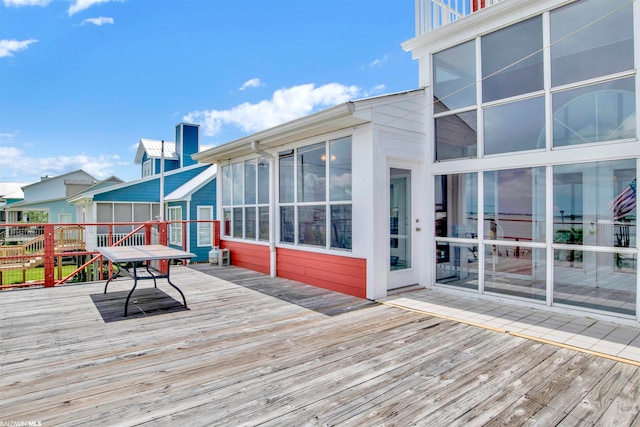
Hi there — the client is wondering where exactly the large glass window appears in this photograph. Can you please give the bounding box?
[298,142,326,203]
[435,111,477,161]
[435,173,478,238]
[435,173,478,290]
[433,40,476,111]
[435,242,479,290]
[485,246,547,301]
[278,137,352,250]
[484,167,546,243]
[298,206,326,247]
[245,207,256,240]
[429,0,638,319]
[329,137,352,201]
[484,96,545,155]
[554,249,636,316]
[221,158,270,240]
[553,160,636,248]
[232,162,243,205]
[482,16,543,102]
[552,78,636,147]
[279,151,294,203]
[280,206,294,243]
[244,159,256,205]
[258,157,269,204]
[550,0,634,87]
[331,205,352,250]
[221,165,231,206]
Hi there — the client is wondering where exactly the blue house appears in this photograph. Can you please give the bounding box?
[134,123,200,177]
[69,123,216,261]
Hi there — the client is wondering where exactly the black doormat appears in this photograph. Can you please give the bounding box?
[90,287,189,322]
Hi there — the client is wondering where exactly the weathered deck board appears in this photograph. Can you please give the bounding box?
[1,263,640,426]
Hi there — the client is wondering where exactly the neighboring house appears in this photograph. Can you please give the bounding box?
[194,0,640,326]
[70,123,216,261]
[134,123,200,178]
[0,182,28,223]
[69,163,216,261]
[3,170,122,225]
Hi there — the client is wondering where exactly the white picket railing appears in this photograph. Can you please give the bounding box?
[415,0,504,34]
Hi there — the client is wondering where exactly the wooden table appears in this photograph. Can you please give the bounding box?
[97,245,196,317]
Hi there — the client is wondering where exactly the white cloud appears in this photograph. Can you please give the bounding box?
[363,84,387,98]
[184,82,361,137]
[239,78,262,91]
[0,146,120,181]
[0,130,20,139]
[81,16,114,26]
[368,54,389,68]
[0,39,38,58]
[68,0,118,16]
[3,0,51,6]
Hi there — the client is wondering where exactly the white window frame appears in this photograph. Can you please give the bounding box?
[143,159,153,177]
[197,206,213,247]
[168,206,182,246]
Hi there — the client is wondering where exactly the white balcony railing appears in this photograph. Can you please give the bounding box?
[416,0,504,34]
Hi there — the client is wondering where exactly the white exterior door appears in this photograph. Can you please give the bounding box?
[388,165,422,290]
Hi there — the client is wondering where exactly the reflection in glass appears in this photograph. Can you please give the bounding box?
[435,173,478,238]
[259,206,269,241]
[484,167,546,243]
[279,151,294,203]
[484,96,545,155]
[223,208,231,236]
[298,143,326,203]
[482,16,543,102]
[390,168,411,270]
[221,165,231,206]
[232,163,243,205]
[435,111,477,161]
[435,242,479,290]
[298,205,326,247]
[257,156,269,204]
[553,78,635,147]
[245,207,256,239]
[244,159,256,205]
[554,250,636,315]
[331,205,352,250]
[551,0,633,87]
[233,207,243,238]
[484,246,546,301]
[280,206,294,243]
[433,40,476,111]
[330,137,352,201]
[553,160,636,248]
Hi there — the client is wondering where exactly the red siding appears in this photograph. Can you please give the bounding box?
[220,240,270,274]
[276,248,367,298]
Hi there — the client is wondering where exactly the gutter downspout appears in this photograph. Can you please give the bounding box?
[251,140,277,278]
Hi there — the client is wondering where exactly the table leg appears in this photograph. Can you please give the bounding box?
[165,263,187,309]
[124,263,139,317]
[145,262,158,288]
[104,263,122,294]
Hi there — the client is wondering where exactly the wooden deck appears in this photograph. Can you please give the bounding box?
[1,264,640,426]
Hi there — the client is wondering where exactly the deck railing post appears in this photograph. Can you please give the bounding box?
[43,224,55,287]
[214,220,220,248]
[159,221,169,273]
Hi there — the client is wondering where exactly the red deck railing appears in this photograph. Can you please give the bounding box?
[0,220,220,289]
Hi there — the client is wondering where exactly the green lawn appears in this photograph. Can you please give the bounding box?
[2,265,80,286]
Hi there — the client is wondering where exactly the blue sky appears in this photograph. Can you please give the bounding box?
[0,0,418,184]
